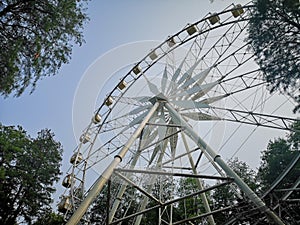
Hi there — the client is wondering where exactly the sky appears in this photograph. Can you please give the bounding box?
[1,0,291,207]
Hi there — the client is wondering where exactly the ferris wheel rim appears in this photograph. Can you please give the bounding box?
[94,3,256,129]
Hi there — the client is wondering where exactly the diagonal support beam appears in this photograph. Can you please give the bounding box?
[182,133,216,225]
[108,135,145,223]
[66,102,160,225]
[114,171,161,204]
[164,102,285,225]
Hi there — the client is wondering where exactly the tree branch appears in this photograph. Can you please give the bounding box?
[0,2,21,17]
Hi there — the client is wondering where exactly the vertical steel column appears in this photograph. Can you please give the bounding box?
[66,102,160,225]
[134,142,167,225]
[165,102,285,225]
[109,143,144,223]
[182,133,216,225]
[106,179,111,225]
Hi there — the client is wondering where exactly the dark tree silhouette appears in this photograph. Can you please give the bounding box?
[248,0,300,112]
[0,124,63,224]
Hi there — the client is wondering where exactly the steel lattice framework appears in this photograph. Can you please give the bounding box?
[59,3,299,225]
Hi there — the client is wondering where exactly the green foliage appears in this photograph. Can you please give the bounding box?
[0,0,90,97]
[212,158,257,223]
[89,174,176,225]
[257,138,294,189]
[89,177,139,225]
[257,121,300,224]
[257,120,300,191]
[89,181,113,224]
[289,120,300,149]
[141,175,175,225]
[0,124,63,225]
[248,0,300,112]
[33,212,64,225]
[176,177,206,220]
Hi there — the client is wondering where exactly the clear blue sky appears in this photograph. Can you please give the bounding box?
[2,0,282,205]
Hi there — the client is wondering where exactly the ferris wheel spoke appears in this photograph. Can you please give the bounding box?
[114,95,150,105]
[161,66,168,93]
[166,59,186,94]
[181,112,221,121]
[182,81,219,99]
[185,82,219,101]
[170,100,210,109]
[128,109,152,127]
[100,123,128,133]
[220,68,262,84]
[100,118,134,134]
[217,69,255,97]
[218,73,265,97]
[171,58,185,83]
[157,107,168,139]
[141,128,158,150]
[142,73,160,95]
[169,69,216,98]
[214,41,253,77]
[149,142,162,165]
[167,121,178,158]
[180,66,213,90]
[141,126,183,152]
[199,94,229,104]
[85,123,155,170]
[176,58,202,86]
[128,104,152,116]
[191,18,249,69]
[145,128,182,165]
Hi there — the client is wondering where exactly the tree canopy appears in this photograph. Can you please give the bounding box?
[0,0,89,97]
[212,157,258,224]
[0,124,63,225]
[33,212,64,225]
[248,0,300,112]
[258,121,300,190]
[257,121,300,224]
[175,177,207,221]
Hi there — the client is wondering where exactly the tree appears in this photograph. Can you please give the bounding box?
[89,181,116,225]
[257,138,296,190]
[175,177,207,222]
[89,174,175,225]
[257,121,300,224]
[33,212,64,225]
[0,124,63,225]
[212,158,258,224]
[141,174,175,225]
[248,0,300,112]
[257,121,300,191]
[0,0,90,97]
[289,119,300,150]
[89,177,139,225]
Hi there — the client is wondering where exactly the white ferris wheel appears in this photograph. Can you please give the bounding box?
[59,3,298,225]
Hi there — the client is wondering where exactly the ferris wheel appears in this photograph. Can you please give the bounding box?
[59,3,298,225]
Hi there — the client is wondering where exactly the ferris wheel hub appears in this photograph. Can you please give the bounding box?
[149,93,168,105]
